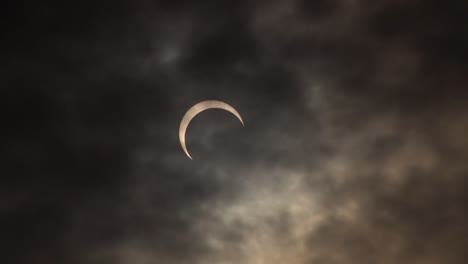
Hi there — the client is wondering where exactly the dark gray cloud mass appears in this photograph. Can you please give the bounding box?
[2,0,468,263]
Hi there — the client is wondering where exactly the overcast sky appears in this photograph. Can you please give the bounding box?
[3,0,468,263]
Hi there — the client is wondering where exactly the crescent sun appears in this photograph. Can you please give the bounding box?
[179,100,244,160]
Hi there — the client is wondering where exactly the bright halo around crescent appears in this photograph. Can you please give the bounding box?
[179,100,244,160]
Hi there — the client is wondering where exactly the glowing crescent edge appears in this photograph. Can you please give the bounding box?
[179,100,244,160]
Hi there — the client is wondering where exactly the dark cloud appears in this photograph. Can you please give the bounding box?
[2,0,468,263]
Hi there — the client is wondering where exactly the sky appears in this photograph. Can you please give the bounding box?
[2,0,468,263]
